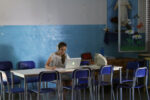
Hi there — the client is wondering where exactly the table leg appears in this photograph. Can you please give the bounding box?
[146,60,150,85]
[59,73,63,100]
[11,73,14,100]
[120,68,122,100]
[24,76,27,100]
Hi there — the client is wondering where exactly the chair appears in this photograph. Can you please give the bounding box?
[18,61,35,69]
[0,71,31,100]
[80,60,90,66]
[96,65,115,100]
[0,61,21,85]
[31,71,60,100]
[113,61,139,84]
[122,61,139,83]
[116,67,149,100]
[18,61,38,83]
[0,61,21,100]
[64,68,93,100]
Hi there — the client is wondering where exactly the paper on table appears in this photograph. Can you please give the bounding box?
[55,68,75,72]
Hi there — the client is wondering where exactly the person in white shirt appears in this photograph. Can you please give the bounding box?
[46,42,69,69]
[45,42,71,100]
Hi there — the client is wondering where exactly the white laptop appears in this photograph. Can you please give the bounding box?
[65,58,81,69]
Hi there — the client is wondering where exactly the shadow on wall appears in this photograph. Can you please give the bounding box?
[38,57,46,68]
[0,44,18,69]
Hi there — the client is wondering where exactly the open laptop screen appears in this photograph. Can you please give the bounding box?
[65,58,81,69]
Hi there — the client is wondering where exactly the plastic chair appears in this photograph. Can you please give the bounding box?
[31,71,60,100]
[0,61,21,100]
[80,61,90,66]
[116,67,149,100]
[64,68,93,100]
[114,61,139,84]
[18,61,35,69]
[18,61,38,83]
[123,61,139,83]
[0,71,31,100]
[97,65,115,100]
[0,61,21,85]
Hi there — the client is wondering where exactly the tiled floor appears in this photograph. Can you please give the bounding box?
[7,87,149,100]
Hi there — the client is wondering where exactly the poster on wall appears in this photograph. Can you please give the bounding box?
[118,0,147,52]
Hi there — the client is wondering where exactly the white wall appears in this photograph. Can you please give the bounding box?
[0,0,107,25]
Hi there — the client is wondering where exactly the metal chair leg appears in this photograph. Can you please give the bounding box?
[30,93,32,100]
[83,89,85,100]
[102,86,104,100]
[79,90,81,100]
[132,88,134,100]
[146,86,149,100]
[129,89,131,100]
[111,86,113,100]
[112,89,115,100]
[37,93,40,100]
[90,86,93,100]
[8,93,11,100]
[111,85,115,100]
[3,86,5,100]
[138,88,141,100]
[71,88,74,100]
[74,89,76,100]
[116,88,118,100]
[98,85,100,100]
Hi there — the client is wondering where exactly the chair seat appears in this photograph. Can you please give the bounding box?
[100,81,111,86]
[79,78,88,84]
[122,79,133,83]
[94,80,111,86]
[3,78,21,85]
[31,88,55,93]
[6,88,25,93]
[113,78,133,84]
[118,84,144,89]
[26,77,39,83]
[64,84,89,90]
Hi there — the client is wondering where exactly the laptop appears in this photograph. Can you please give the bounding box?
[65,58,81,69]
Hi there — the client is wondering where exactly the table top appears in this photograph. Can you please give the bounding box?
[11,68,75,78]
[11,66,122,78]
[138,54,150,57]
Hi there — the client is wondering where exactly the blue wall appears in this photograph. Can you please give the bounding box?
[0,25,138,69]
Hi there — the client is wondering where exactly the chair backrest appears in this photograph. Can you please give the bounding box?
[135,67,147,78]
[18,61,35,69]
[0,72,4,90]
[0,71,10,91]
[0,61,13,71]
[99,65,114,83]
[126,61,139,79]
[133,67,148,86]
[126,61,139,70]
[72,68,91,79]
[38,71,60,91]
[72,68,91,86]
[100,65,113,75]
[39,71,59,82]
[80,61,90,66]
